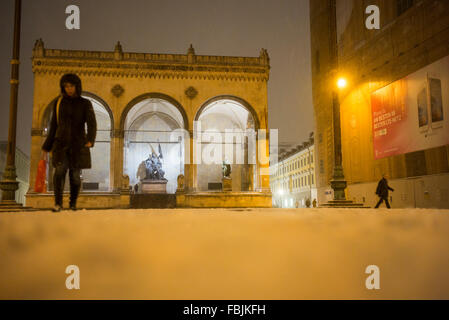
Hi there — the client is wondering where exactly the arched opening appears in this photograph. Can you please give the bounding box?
[123,97,186,194]
[194,97,258,192]
[41,93,113,192]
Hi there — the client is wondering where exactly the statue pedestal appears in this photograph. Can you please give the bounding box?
[222,177,232,192]
[141,179,167,194]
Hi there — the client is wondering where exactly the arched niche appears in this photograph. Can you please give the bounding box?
[194,97,258,192]
[41,92,113,192]
[123,96,186,194]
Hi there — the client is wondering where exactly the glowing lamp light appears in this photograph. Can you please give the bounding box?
[337,78,347,89]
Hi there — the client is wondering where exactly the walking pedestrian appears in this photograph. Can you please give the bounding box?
[374,174,394,208]
[41,73,97,212]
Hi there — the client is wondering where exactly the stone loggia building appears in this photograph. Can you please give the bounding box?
[310,0,449,208]
[26,40,272,208]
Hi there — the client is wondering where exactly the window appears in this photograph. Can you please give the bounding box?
[397,0,414,17]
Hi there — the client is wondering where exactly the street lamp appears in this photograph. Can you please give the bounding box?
[327,0,348,202]
[0,0,26,211]
[329,73,348,201]
[337,78,347,89]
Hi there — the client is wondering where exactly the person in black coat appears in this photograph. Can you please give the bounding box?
[375,174,394,208]
[41,73,97,212]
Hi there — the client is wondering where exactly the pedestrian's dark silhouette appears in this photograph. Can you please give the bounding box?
[41,73,97,212]
[375,174,394,208]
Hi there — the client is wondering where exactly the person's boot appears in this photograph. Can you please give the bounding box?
[69,199,77,211]
[52,204,62,212]
[69,187,79,211]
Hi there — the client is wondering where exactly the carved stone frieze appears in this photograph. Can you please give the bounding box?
[185,86,198,99]
[31,42,270,82]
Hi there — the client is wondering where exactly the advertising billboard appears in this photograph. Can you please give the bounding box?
[371,55,449,159]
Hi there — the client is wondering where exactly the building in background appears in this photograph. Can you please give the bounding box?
[271,133,316,208]
[0,141,30,205]
[310,0,449,208]
[26,41,272,209]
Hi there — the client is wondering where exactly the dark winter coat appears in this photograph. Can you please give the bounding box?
[375,178,394,198]
[42,74,97,169]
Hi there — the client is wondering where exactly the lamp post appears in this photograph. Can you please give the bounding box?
[0,0,24,210]
[329,77,348,201]
[328,0,347,201]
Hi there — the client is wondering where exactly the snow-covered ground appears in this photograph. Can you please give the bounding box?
[1,207,449,299]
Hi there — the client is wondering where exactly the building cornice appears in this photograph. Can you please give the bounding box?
[31,39,270,82]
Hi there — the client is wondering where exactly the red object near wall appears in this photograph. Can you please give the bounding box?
[34,159,47,193]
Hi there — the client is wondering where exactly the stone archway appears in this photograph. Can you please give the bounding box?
[194,95,260,130]
[121,93,189,132]
[122,95,187,194]
[40,92,113,192]
[194,96,259,192]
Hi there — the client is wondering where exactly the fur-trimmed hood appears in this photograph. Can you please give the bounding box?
[60,73,82,97]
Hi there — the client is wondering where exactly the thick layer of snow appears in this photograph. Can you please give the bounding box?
[1,207,448,299]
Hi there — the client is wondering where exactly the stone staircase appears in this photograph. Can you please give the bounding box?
[320,200,370,208]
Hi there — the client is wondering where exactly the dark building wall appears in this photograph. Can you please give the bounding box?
[310,0,449,201]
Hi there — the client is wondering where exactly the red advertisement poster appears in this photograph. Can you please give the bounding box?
[371,55,449,159]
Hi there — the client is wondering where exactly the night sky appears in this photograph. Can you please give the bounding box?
[0,0,313,157]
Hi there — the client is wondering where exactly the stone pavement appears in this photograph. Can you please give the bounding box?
[1,208,449,299]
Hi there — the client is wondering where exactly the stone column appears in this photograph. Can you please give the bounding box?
[185,131,197,192]
[110,129,124,192]
[245,129,257,191]
[242,136,250,191]
[257,132,271,193]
